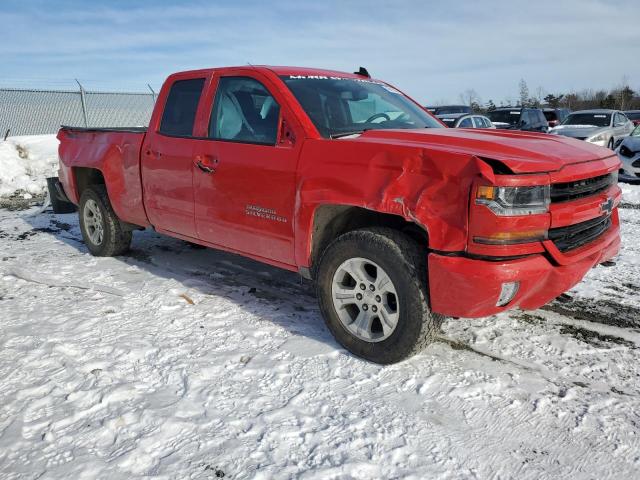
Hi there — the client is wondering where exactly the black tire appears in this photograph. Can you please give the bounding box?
[608,138,614,149]
[315,227,444,364]
[79,185,132,256]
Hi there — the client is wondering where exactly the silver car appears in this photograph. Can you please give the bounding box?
[617,124,640,183]
[549,109,634,149]
[436,113,496,129]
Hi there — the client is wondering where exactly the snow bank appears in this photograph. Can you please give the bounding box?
[0,135,59,197]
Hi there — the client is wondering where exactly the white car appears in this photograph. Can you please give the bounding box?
[436,113,496,129]
[617,124,640,183]
[549,109,634,149]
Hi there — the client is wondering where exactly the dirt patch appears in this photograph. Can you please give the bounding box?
[516,312,547,326]
[542,297,640,330]
[0,193,46,211]
[619,202,640,210]
[436,336,505,363]
[557,323,635,349]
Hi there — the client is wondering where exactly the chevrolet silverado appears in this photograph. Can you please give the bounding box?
[55,66,621,363]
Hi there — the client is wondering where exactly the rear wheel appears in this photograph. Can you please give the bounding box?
[316,227,444,364]
[79,185,132,256]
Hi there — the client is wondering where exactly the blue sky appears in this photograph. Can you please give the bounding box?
[1,0,638,105]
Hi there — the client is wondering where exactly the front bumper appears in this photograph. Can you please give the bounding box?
[428,217,620,318]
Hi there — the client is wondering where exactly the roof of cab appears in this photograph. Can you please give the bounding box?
[168,65,371,80]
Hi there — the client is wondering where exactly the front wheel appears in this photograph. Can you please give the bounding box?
[608,138,614,149]
[79,185,132,256]
[315,227,444,364]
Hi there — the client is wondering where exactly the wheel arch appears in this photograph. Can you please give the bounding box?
[308,204,429,276]
[73,167,106,199]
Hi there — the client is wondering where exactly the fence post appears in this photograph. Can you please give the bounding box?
[75,79,88,128]
[147,84,156,102]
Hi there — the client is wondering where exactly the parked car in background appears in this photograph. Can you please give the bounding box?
[487,107,549,132]
[617,124,640,183]
[543,108,570,127]
[624,110,640,126]
[425,105,472,115]
[436,113,495,129]
[549,109,634,149]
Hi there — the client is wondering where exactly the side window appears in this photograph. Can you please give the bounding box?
[473,116,487,128]
[159,78,205,137]
[458,117,473,128]
[617,113,628,125]
[521,111,531,125]
[481,117,491,128]
[209,76,281,145]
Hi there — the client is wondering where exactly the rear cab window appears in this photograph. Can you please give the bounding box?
[159,78,206,137]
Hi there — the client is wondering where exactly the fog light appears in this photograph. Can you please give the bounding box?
[496,281,519,307]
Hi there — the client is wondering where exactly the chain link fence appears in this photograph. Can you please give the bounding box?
[0,87,156,137]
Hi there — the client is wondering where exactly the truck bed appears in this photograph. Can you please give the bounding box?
[57,126,150,228]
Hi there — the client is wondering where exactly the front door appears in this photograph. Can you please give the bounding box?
[141,77,206,237]
[193,75,300,266]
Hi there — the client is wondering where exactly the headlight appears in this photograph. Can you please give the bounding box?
[588,133,606,143]
[476,185,550,216]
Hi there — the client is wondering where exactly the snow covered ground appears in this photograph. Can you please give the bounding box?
[1,137,640,479]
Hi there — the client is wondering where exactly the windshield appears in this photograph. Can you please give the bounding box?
[487,110,521,125]
[561,113,611,127]
[632,125,640,137]
[280,75,442,138]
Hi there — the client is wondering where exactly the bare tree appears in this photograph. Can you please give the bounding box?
[518,79,529,107]
[459,89,481,107]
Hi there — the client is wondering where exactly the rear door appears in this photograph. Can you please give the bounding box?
[192,71,302,266]
[142,75,209,237]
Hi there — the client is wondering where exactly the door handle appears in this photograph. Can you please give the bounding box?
[196,160,215,173]
[194,155,217,174]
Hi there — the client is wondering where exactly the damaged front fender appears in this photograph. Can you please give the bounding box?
[294,138,493,267]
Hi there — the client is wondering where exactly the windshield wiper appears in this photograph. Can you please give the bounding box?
[330,130,367,139]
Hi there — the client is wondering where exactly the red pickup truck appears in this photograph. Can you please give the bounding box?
[55,66,621,363]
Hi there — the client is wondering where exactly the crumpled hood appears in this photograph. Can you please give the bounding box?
[353,128,614,173]
[549,125,608,139]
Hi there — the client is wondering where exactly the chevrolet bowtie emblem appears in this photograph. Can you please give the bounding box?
[600,197,614,215]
